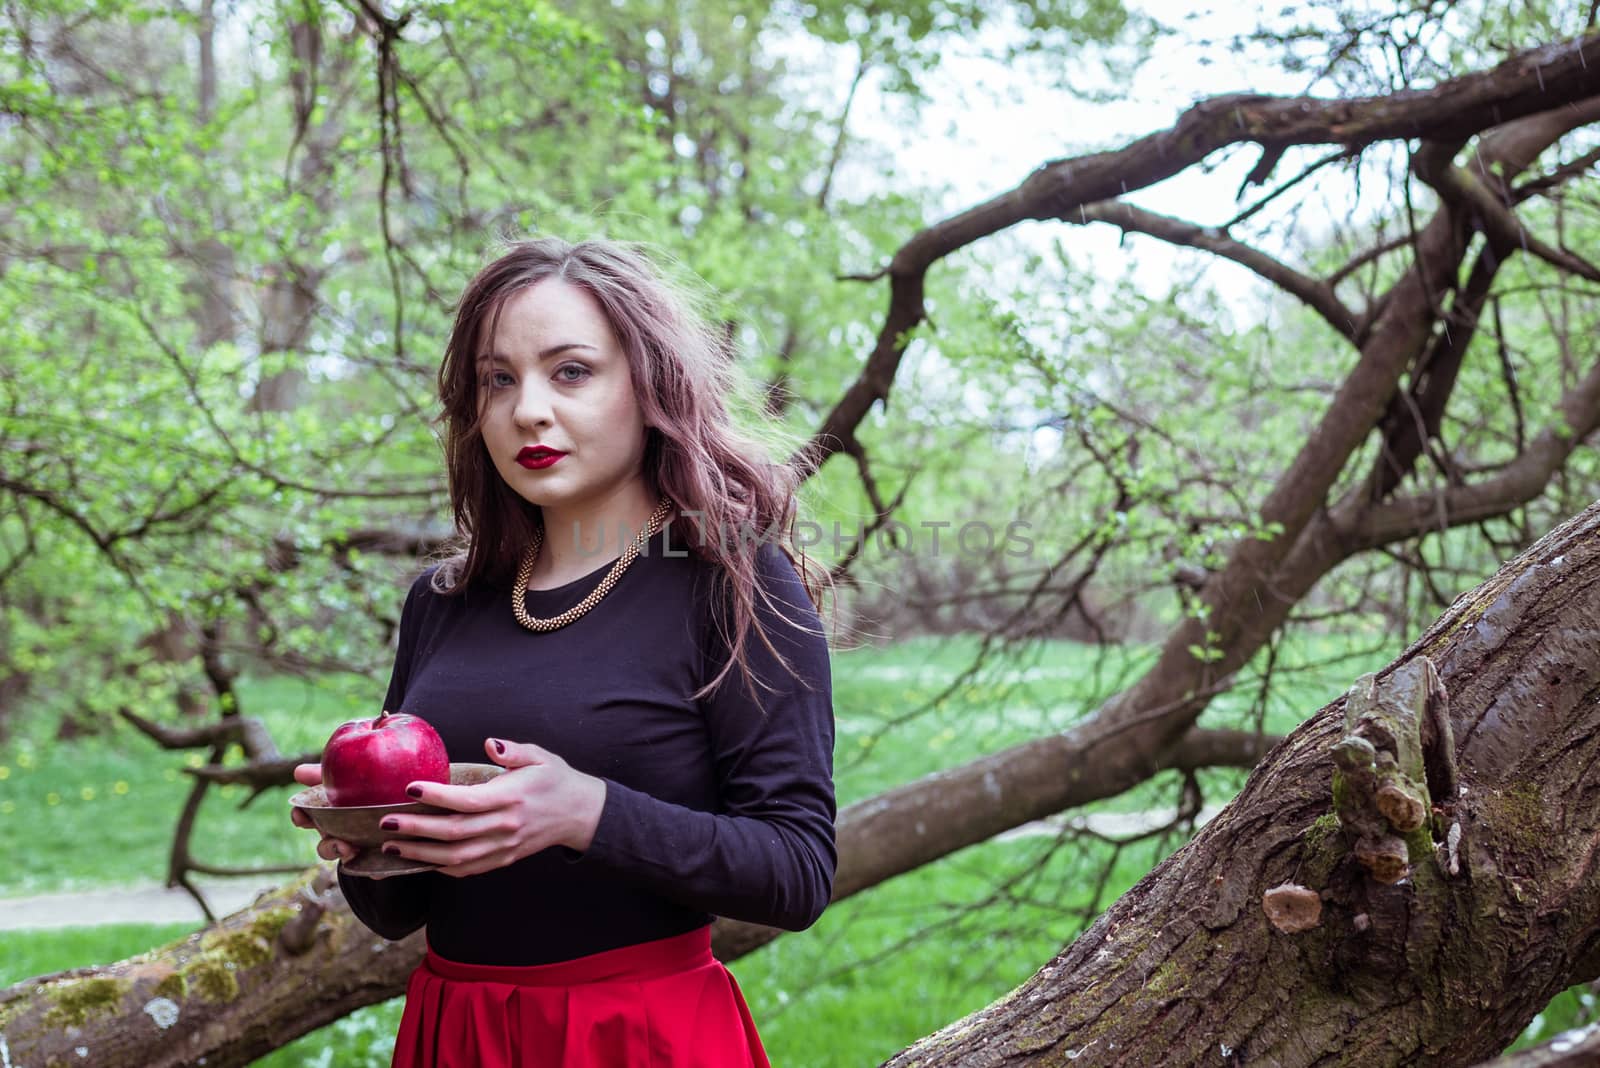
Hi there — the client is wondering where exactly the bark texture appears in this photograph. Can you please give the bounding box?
[886,499,1600,1066]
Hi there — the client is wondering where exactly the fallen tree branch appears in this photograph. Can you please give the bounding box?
[0,725,1275,1067]
[713,724,1283,960]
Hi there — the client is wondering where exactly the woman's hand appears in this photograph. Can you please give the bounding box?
[289,763,373,869]
[377,738,607,879]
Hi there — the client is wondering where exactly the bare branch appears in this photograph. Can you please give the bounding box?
[118,707,281,762]
[1364,244,1502,501]
[1417,148,1600,283]
[794,34,1600,480]
[1074,200,1359,341]
[1511,144,1600,202]
[187,754,316,790]
[825,431,919,585]
[1225,147,1353,229]
[1030,100,1600,830]
[1492,296,1527,455]
[1354,351,1600,548]
[1329,231,1415,289]
[817,44,867,211]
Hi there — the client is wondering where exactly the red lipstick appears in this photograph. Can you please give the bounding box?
[516,446,566,470]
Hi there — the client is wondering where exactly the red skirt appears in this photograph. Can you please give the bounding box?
[391,926,771,1067]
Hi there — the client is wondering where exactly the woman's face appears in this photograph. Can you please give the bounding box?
[476,278,651,526]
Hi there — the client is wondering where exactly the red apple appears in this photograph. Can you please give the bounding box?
[321,711,449,807]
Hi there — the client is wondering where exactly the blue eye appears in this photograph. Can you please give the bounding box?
[555,364,591,383]
[485,371,514,389]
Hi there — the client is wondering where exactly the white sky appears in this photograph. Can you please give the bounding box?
[856,5,1308,204]
[775,0,1394,465]
[814,1,1369,314]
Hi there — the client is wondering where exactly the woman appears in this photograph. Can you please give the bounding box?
[290,237,836,1067]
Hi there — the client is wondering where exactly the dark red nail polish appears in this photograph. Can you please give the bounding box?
[380,818,399,831]
[406,785,423,799]
[382,844,400,856]
[493,739,506,755]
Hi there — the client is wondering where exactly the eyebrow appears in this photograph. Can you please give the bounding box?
[476,343,599,366]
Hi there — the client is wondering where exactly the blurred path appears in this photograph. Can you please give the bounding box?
[0,878,281,931]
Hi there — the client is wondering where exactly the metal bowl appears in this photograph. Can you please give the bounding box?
[290,762,504,875]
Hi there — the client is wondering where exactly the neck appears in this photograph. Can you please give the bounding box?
[533,490,662,580]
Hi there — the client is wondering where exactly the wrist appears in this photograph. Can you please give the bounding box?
[566,773,607,853]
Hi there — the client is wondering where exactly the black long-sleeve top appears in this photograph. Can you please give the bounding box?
[336,536,837,965]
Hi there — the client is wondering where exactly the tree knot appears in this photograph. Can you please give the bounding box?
[1330,658,1454,884]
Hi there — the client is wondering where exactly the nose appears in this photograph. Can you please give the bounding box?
[511,377,553,432]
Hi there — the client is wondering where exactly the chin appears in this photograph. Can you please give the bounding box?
[494,470,555,508]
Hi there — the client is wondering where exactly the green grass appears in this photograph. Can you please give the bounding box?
[0,672,359,895]
[0,630,1380,894]
[1,923,196,988]
[1515,986,1600,1052]
[1,631,1589,1063]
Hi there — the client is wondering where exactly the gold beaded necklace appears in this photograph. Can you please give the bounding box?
[511,496,674,633]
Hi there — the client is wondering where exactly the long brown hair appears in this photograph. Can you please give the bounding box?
[428,236,832,701]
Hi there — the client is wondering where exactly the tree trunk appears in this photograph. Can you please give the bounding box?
[886,498,1600,1066]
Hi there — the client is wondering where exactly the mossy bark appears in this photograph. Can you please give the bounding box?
[0,869,420,1068]
[885,500,1600,1066]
